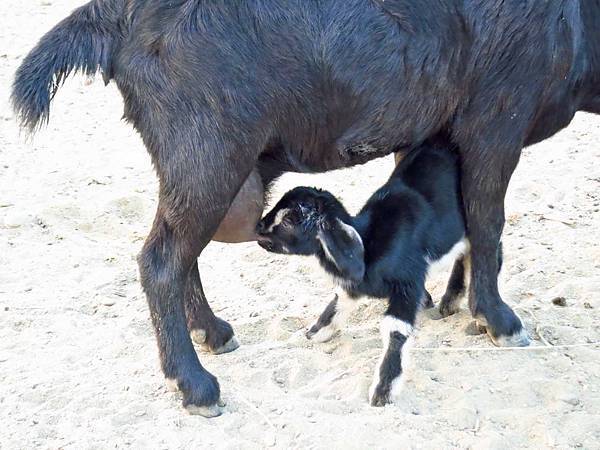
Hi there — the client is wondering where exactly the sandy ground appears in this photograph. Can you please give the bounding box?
[1,1,600,449]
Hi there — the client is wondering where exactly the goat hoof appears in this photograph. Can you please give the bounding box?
[438,299,460,318]
[185,404,223,418]
[368,378,393,407]
[179,370,222,417]
[305,324,337,343]
[369,390,390,407]
[477,302,531,347]
[202,335,240,355]
[191,317,240,354]
[185,396,226,413]
[489,327,531,347]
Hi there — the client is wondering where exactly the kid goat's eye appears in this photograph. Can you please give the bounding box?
[282,214,295,225]
[283,209,301,225]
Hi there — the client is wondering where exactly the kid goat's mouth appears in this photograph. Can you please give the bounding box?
[257,237,275,252]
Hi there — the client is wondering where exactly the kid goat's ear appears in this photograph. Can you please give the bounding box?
[317,219,365,281]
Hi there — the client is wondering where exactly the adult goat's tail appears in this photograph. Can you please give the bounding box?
[11,0,124,132]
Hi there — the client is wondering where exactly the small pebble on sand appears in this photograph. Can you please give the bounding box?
[552,297,567,307]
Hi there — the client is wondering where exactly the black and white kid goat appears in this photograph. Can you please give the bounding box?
[256,143,504,406]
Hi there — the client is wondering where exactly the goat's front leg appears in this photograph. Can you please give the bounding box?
[306,288,357,343]
[369,284,420,407]
[457,136,529,346]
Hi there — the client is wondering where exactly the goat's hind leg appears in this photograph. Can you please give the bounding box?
[439,256,468,317]
[139,133,259,416]
[185,167,265,353]
[139,205,223,417]
[185,261,239,354]
[439,240,505,318]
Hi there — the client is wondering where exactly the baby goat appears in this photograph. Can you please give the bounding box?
[257,144,491,406]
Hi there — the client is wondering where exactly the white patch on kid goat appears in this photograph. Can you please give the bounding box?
[380,315,414,338]
[426,237,470,278]
[267,208,290,232]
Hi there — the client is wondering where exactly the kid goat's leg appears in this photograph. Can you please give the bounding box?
[439,256,468,317]
[422,290,434,309]
[369,283,421,407]
[306,288,357,343]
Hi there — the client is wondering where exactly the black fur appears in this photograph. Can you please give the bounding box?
[258,143,467,405]
[12,0,600,412]
[438,256,467,318]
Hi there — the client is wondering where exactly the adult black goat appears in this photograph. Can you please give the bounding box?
[12,0,600,415]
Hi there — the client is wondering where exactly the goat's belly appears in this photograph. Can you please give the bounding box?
[272,140,399,174]
[426,237,470,278]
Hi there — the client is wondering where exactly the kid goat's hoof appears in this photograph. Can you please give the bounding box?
[369,390,391,407]
[305,323,338,343]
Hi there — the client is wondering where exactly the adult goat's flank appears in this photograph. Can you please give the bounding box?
[12,0,600,415]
